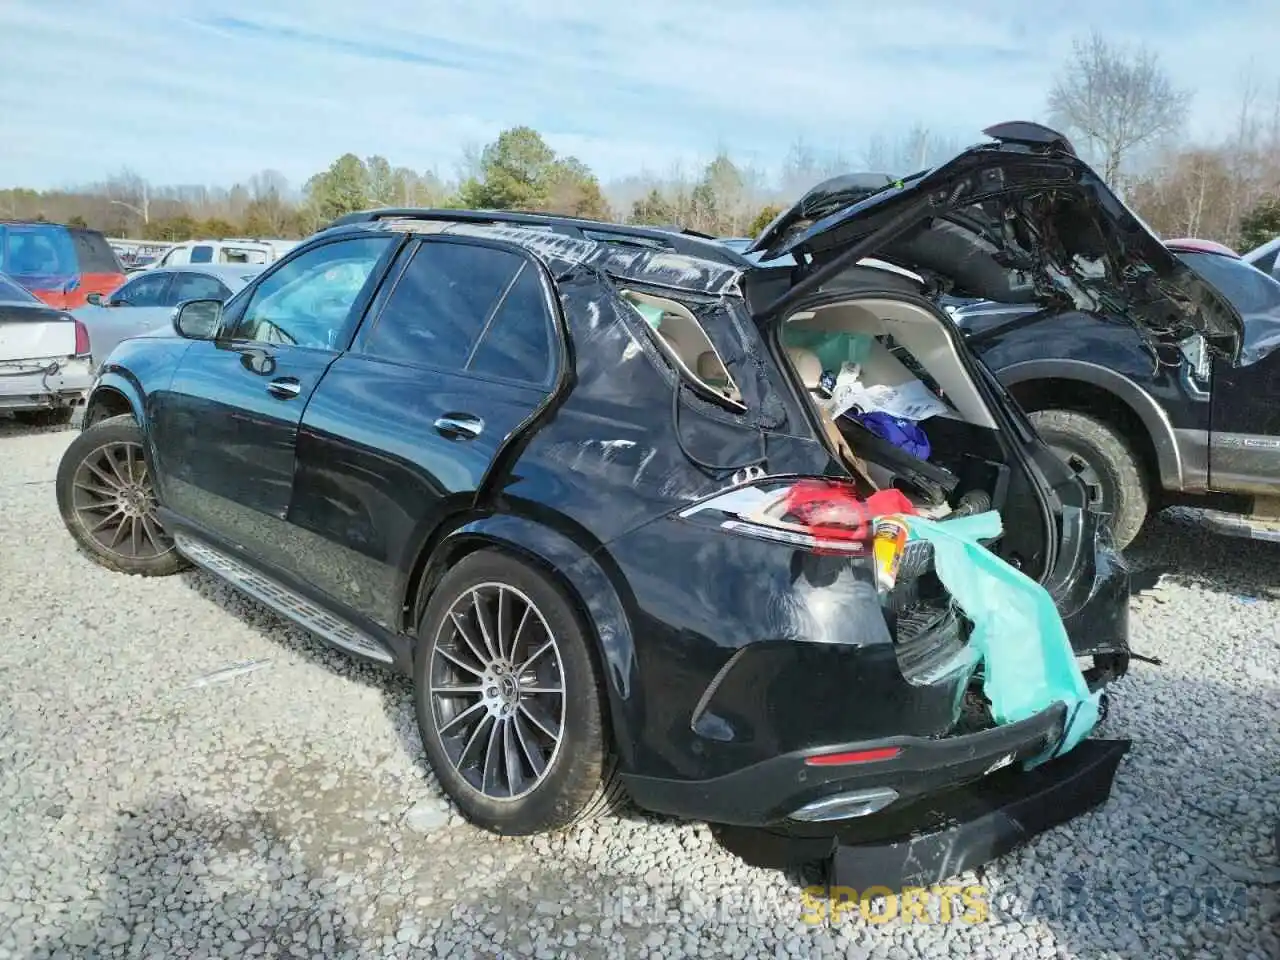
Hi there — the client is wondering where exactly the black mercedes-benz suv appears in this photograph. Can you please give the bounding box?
[54,123,1242,879]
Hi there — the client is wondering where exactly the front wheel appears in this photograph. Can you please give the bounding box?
[55,414,190,576]
[1029,409,1149,550]
[413,550,619,835]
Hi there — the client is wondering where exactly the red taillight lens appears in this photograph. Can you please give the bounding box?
[74,319,90,357]
[763,479,873,544]
[805,746,902,766]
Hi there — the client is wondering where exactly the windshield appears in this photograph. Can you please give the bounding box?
[0,271,40,304]
[0,224,78,285]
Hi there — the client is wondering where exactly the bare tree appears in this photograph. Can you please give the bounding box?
[105,168,151,225]
[1048,31,1191,185]
[862,124,961,176]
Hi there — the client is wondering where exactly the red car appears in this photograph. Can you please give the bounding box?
[0,221,126,309]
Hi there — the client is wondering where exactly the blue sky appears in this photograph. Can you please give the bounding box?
[2,0,1277,191]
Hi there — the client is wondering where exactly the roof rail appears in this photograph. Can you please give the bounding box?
[325,208,748,264]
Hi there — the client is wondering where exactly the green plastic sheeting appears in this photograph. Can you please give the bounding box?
[902,511,1102,769]
[632,301,665,330]
[781,328,874,373]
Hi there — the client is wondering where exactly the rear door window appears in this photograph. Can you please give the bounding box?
[166,272,232,305]
[467,265,556,385]
[115,271,171,307]
[361,241,532,374]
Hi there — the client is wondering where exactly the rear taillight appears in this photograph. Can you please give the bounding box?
[805,746,902,766]
[73,319,90,357]
[680,478,915,556]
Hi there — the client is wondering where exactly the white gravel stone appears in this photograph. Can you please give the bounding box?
[0,419,1277,959]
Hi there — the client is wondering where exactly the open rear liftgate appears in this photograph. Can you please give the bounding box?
[713,739,1131,890]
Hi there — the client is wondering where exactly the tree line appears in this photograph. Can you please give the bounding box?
[2,31,1278,252]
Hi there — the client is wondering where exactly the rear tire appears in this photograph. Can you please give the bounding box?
[413,550,619,835]
[55,414,189,576]
[1029,409,1149,550]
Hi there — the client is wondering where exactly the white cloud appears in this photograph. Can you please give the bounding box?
[0,0,1276,190]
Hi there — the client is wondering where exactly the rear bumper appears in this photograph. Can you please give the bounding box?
[622,701,1071,827]
[713,737,1130,887]
[0,359,92,412]
[1050,507,1131,674]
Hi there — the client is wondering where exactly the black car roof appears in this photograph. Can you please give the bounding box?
[320,208,753,296]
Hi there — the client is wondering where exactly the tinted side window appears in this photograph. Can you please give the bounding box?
[116,272,171,307]
[189,245,214,264]
[468,265,554,384]
[71,231,124,273]
[1254,248,1278,278]
[363,242,524,370]
[167,272,231,305]
[231,237,392,349]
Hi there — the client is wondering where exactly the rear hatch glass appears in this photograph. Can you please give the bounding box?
[0,224,79,291]
[70,230,125,274]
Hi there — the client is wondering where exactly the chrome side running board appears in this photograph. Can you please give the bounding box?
[174,532,394,664]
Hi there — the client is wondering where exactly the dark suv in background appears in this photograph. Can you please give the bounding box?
[952,238,1280,547]
[53,123,1240,881]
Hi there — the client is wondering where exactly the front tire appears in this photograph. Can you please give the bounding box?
[55,414,189,576]
[413,550,618,835]
[1029,409,1149,550]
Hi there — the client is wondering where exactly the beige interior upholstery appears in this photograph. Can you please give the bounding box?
[785,298,995,429]
[695,351,720,381]
[622,289,743,406]
[786,347,822,390]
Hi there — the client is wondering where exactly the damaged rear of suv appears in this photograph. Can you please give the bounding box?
[56,122,1241,884]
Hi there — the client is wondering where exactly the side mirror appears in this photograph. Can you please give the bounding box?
[86,292,104,307]
[173,299,222,340]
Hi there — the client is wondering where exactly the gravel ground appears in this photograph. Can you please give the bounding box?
[1,418,1277,960]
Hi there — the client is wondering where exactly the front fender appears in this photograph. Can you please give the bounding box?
[84,370,146,426]
[425,514,641,769]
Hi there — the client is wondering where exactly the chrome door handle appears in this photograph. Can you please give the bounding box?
[434,414,484,439]
[267,377,301,399]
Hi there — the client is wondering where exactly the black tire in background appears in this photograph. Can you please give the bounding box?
[54,414,190,576]
[1029,409,1150,550]
[413,549,620,835]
